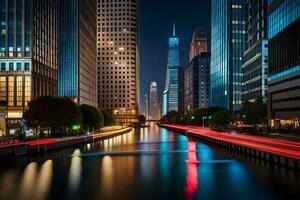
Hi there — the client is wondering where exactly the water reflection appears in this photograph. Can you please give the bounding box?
[185,140,199,200]
[0,126,299,200]
[36,160,53,200]
[18,162,38,200]
[100,156,114,194]
[69,149,82,193]
[17,160,53,200]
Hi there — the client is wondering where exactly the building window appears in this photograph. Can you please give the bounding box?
[24,76,31,106]
[17,63,22,70]
[24,63,30,71]
[8,76,14,107]
[16,76,23,106]
[0,77,6,104]
[9,63,14,70]
[0,63,5,71]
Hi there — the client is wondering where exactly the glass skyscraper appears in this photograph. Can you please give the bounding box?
[163,22,180,113]
[242,0,268,102]
[210,0,245,111]
[0,0,58,134]
[267,0,300,129]
[58,0,97,107]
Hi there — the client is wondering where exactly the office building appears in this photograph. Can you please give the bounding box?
[163,22,181,113]
[0,0,58,134]
[58,0,97,107]
[144,94,149,119]
[242,0,268,102]
[184,53,210,113]
[268,0,300,129]
[149,82,160,120]
[210,0,245,112]
[97,0,139,124]
[189,27,208,62]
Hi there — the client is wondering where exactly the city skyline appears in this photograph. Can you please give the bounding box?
[139,0,211,113]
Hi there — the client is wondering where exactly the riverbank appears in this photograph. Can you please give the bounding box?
[0,126,132,157]
[159,124,300,170]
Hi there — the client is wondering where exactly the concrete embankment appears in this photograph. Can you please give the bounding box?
[0,127,132,157]
[159,124,300,170]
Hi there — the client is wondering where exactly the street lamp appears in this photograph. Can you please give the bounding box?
[202,116,211,128]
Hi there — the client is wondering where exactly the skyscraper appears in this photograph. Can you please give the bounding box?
[97,0,139,124]
[58,0,97,107]
[163,22,180,114]
[242,0,268,102]
[210,0,245,112]
[184,53,210,113]
[144,94,149,119]
[149,82,159,120]
[267,0,300,129]
[0,0,58,134]
[189,27,208,62]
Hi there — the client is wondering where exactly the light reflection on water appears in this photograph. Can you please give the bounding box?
[68,149,82,193]
[0,126,299,200]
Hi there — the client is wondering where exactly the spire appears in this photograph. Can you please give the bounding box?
[173,21,176,36]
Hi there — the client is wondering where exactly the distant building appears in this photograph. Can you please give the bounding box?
[97,0,139,124]
[267,0,300,129]
[163,22,181,113]
[184,53,210,113]
[189,27,208,62]
[242,0,268,102]
[0,0,59,134]
[144,94,149,119]
[149,82,160,120]
[210,0,245,112]
[58,0,97,107]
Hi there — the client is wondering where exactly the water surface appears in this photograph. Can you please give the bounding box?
[0,126,299,200]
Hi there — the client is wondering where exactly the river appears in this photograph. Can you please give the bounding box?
[0,126,299,200]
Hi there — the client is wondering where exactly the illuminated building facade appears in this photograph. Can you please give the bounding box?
[0,0,58,134]
[210,0,245,112]
[242,0,268,102]
[163,22,181,113]
[268,0,300,129]
[149,82,160,120]
[58,0,97,107]
[97,0,139,124]
[143,94,149,119]
[184,53,210,113]
[189,27,208,62]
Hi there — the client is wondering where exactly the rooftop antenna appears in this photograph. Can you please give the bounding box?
[173,21,176,36]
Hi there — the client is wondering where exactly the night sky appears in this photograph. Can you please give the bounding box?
[139,0,211,111]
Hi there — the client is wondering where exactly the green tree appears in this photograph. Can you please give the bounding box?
[138,115,146,125]
[24,96,82,136]
[241,97,267,125]
[160,115,169,124]
[79,104,104,132]
[209,110,231,130]
[101,109,116,126]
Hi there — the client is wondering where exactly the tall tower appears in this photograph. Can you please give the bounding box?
[189,27,208,61]
[149,82,159,120]
[97,0,139,124]
[210,0,245,112]
[163,22,180,114]
[58,0,97,107]
[144,94,149,119]
[0,0,59,134]
[242,0,268,102]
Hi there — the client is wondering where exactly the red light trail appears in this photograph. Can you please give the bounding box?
[161,124,300,160]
